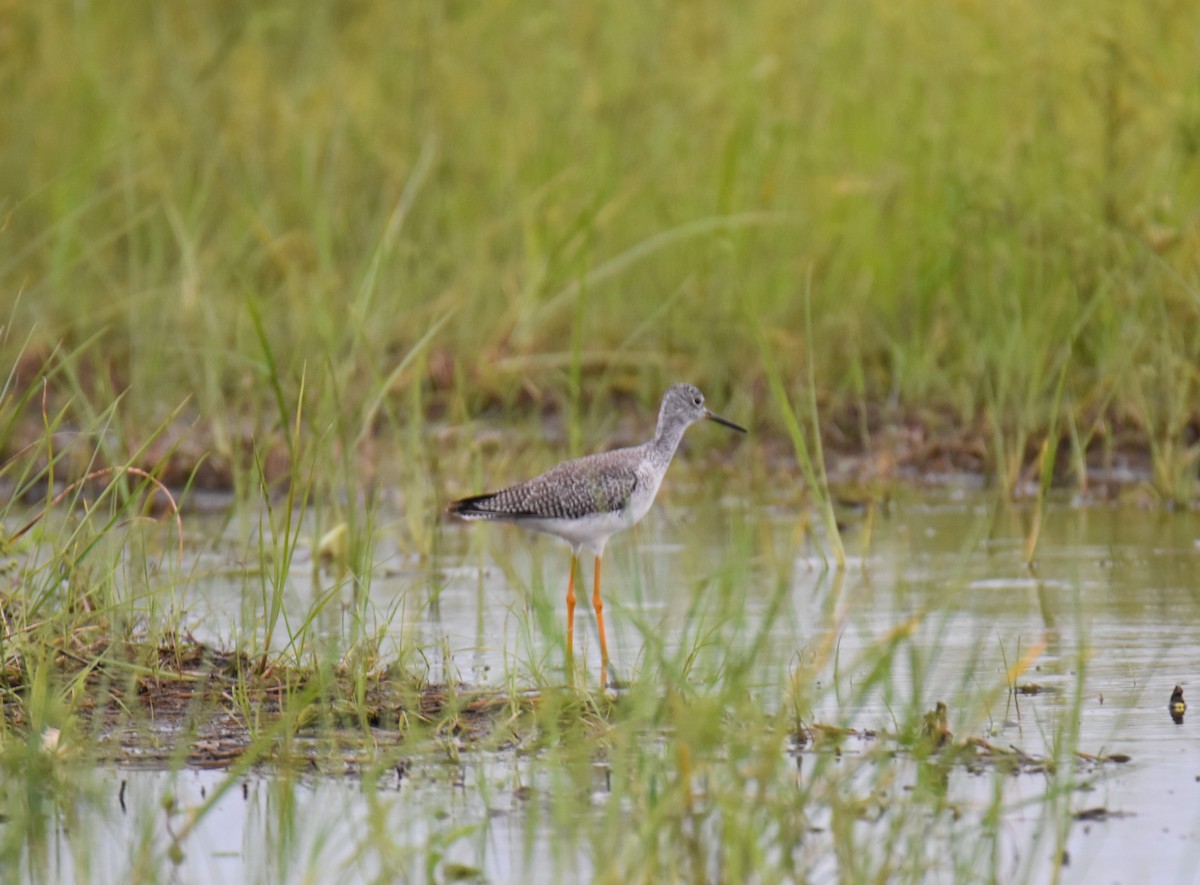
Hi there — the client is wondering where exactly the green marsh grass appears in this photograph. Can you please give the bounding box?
[1024,360,1070,566]
[754,293,845,567]
[4,1,1200,498]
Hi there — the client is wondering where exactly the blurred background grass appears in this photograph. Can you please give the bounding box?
[2,0,1199,492]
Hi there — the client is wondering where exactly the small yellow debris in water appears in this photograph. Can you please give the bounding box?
[317,522,350,566]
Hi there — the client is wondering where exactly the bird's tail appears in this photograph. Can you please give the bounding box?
[446,493,500,520]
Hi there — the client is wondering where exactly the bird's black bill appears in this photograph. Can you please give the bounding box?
[705,410,747,433]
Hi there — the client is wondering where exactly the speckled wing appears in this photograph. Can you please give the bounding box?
[448,448,638,521]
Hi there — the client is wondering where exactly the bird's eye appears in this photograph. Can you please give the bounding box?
[693,396,703,406]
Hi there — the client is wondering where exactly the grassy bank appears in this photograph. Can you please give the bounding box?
[2,0,1199,498]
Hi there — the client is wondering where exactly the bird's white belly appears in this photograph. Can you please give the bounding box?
[520,508,641,555]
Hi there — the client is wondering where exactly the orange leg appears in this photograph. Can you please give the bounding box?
[593,554,610,682]
[565,554,577,669]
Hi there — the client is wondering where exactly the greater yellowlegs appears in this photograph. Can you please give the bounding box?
[447,383,746,679]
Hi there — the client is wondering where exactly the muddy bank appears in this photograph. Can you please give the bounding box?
[0,393,1166,503]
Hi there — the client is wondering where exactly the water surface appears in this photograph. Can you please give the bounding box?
[14,484,1200,883]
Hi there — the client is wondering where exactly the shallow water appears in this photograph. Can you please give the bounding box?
[13,483,1200,883]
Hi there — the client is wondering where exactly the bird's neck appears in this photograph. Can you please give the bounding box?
[651,418,689,464]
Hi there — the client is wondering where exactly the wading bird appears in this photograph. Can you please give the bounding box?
[447,383,746,682]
